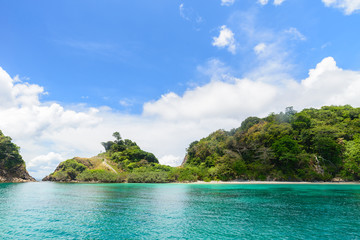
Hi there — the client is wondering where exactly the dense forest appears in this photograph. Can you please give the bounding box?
[0,130,35,182]
[45,105,360,183]
[44,132,174,182]
[184,105,360,181]
[44,131,222,183]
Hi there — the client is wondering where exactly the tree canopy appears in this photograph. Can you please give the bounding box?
[45,106,360,183]
[0,130,25,170]
[183,105,360,181]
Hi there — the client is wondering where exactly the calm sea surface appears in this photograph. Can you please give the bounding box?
[1,182,360,239]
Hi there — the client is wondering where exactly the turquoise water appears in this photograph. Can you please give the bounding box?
[1,183,360,239]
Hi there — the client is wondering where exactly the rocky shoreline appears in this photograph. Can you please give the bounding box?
[0,165,36,183]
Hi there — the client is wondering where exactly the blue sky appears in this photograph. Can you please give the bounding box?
[1,0,360,178]
[2,0,359,112]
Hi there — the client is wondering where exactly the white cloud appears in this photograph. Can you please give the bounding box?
[258,0,286,6]
[0,67,102,179]
[322,0,360,15]
[258,0,269,5]
[0,67,46,109]
[273,0,286,5]
[119,99,133,107]
[13,74,29,83]
[144,56,360,127]
[321,42,332,49]
[27,152,65,179]
[179,4,189,21]
[144,79,277,120]
[212,25,236,54]
[2,56,360,179]
[160,155,183,167]
[225,11,302,84]
[221,0,235,6]
[241,26,294,83]
[298,57,360,107]
[254,43,267,55]
[285,27,307,41]
[196,58,231,82]
[179,3,203,24]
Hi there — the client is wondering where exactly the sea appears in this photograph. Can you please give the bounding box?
[1,182,360,239]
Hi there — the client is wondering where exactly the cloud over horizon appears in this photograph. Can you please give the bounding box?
[1,0,360,181]
[2,55,359,179]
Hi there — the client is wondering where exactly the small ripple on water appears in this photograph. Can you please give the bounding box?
[1,183,360,239]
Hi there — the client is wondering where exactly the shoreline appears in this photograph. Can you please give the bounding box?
[188,180,360,185]
[4,180,359,184]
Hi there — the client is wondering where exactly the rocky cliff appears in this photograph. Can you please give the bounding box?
[0,130,35,182]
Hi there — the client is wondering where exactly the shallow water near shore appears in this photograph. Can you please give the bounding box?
[1,182,360,239]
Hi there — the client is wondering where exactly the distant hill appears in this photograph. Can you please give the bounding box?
[182,105,360,182]
[42,156,125,182]
[0,130,35,182]
[43,105,360,183]
[43,132,176,183]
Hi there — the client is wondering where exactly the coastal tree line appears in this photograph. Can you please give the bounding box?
[43,105,360,182]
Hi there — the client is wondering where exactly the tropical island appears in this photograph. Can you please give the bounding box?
[42,105,360,183]
[0,130,35,182]
[42,132,184,183]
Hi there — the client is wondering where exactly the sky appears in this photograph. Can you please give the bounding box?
[1,0,360,179]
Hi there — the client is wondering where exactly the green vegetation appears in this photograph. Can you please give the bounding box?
[0,130,35,182]
[44,105,360,183]
[107,132,158,165]
[45,133,177,182]
[0,130,24,170]
[44,131,225,183]
[77,169,126,183]
[183,105,360,181]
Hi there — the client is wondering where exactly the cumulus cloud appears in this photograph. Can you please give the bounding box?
[322,0,360,15]
[143,79,277,120]
[1,66,228,179]
[0,67,102,178]
[212,25,236,54]
[0,67,44,109]
[144,56,360,124]
[2,56,360,179]
[221,0,235,6]
[298,57,360,107]
[27,152,65,180]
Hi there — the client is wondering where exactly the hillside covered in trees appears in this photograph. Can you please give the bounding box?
[183,105,360,181]
[0,130,35,182]
[44,132,185,183]
[44,105,360,183]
